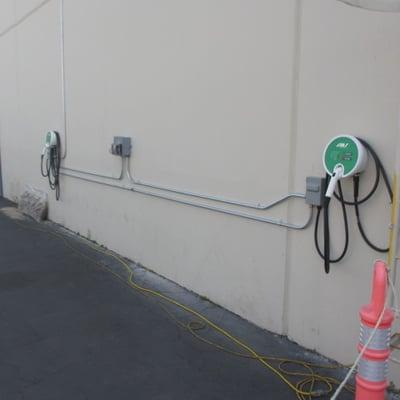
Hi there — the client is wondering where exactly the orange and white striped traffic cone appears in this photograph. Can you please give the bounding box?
[355,260,394,400]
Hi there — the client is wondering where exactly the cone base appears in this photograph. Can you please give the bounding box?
[355,375,387,400]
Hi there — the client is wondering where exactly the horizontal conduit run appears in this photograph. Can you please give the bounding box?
[125,158,304,211]
[60,157,124,181]
[60,159,313,230]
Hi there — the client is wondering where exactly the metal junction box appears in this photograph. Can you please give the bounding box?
[305,176,326,207]
[111,136,132,157]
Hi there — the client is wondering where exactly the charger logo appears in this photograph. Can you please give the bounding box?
[336,142,349,148]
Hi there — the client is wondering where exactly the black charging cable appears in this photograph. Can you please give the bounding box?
[338,139,392,253]
[353,174,390,253]
[41,132,61,200]
[314,177,349,274]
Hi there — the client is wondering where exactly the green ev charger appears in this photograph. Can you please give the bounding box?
[41,131,61,200]
[323,135,368,197]
[316,134,392,274]
[316,135,370,274]
[44,130,58,151]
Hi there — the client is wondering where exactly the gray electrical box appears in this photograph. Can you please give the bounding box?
[305,176,326,207]
[111,136,132,157]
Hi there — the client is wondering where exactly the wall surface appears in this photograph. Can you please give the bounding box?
[1,0,400,384]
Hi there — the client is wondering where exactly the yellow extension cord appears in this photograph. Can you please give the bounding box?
[11,218,354,399]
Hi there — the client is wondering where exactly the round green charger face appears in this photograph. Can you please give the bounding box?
[324,136,359,176]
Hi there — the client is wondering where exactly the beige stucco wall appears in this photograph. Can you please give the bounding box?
[1,0,400,384]
[286,1,400,384]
